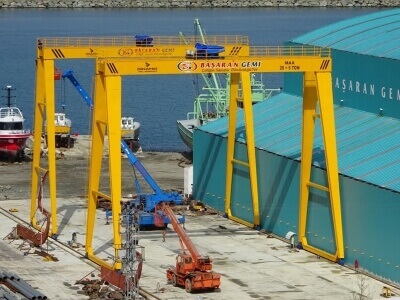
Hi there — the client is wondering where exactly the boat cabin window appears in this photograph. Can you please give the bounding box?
[55,115,65,121]
[0,121,23,130]
[185,257,192,264]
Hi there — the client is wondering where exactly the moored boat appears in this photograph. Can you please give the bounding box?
[176,19,281,151]
[44,111,75,148]
[60,68,141,150]
[0,86,31,160]
[121,116,140,142]
[121,116,141,151]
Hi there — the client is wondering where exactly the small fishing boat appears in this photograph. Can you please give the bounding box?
[121,116,141,151]
[0,86,31,160]
[53,112,72,135]
[60,68,141,150]
[121,116,140,142]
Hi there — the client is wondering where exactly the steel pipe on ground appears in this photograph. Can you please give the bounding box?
[2,271,47,299]
[5,278,37,300]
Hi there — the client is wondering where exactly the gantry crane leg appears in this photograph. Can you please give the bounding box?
[86,73,107,265]
[86,73,123,271]
[224,72,260,228]
[299,71,344,262]
[31,59,58,236]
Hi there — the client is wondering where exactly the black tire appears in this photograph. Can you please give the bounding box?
[185,278,193,293]
[171,274,177,287]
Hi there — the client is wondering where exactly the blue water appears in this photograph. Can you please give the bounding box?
[0,7,383,151]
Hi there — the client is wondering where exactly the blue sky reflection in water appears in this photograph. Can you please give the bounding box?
[0,7,383,151]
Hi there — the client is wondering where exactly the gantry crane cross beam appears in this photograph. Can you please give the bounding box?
[85,47,344,272]
[36,35,250,60]
[98,56,331,76]
[30,34,250,240]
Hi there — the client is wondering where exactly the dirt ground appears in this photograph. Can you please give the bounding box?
[0,135,193,201]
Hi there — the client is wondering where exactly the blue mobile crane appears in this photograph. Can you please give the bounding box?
[62,69,185,227]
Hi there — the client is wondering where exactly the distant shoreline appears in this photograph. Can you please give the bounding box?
[0,0,398,8]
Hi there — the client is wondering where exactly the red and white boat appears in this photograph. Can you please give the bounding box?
[0,85,31,159]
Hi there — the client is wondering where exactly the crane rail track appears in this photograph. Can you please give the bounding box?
[0,206,162,300]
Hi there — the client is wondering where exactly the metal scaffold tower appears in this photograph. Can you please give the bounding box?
[121,206,144,299]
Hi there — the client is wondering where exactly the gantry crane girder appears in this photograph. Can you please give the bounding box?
[30,34,251,240]
[85,45,344,270]
[37,35,250,60]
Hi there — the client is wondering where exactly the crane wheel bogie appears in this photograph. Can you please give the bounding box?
[171,274,178,287]
[185,278,193,293]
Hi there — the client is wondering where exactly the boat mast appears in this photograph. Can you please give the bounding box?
[179,19,227,118]
[194,19,223,92]
[193,19,226,116]
[2,85,15,107]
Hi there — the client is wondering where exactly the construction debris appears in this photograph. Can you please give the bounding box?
[76,278,124,299]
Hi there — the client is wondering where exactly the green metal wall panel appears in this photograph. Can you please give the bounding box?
[193,130,400,285]
[230,143,254,224]
[307,167,336,255]
[191,8,400,287]
[340,178,400,285]
[256,148,299,236]
[284,46,400,120]
[192,130,227,213]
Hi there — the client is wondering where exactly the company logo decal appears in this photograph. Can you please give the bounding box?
[177,61,197,72]
[199,61,261,72]
[335,76,400,101]
[118,48,134,56]
[137,62,158,73]
[86,48,98,56]
[133,48,174,56]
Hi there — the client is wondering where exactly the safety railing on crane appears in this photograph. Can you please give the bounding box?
[37,35,249,48]
[94,45,331,62]
[249,46,331,57]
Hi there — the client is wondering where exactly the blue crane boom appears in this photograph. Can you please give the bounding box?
[62,69,93,108]
[62,68,184,226]
[120,139,183,211]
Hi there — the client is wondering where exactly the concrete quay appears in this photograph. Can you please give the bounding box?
[0,136,399,299]
[1,197,400,300]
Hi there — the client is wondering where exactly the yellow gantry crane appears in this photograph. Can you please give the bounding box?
[31,34,250,270]
[91,46,344,267]
[32,34,344,276]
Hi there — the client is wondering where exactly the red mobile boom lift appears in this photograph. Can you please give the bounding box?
[157,203,221,293]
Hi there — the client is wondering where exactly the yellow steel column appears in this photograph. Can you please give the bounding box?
[43,59,58,236]
[225,73,239,219]
[299,71,344,262]
[225,72,259,228]
[241,72,260,227]
[31,59,58,236]
[299,71,317,248]
[30,58,46,226]
[105,75,123,271]
[316,72,344,261]
[86,72,107,262]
